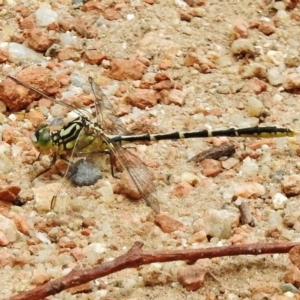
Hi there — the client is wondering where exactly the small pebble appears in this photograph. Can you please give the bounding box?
[240,157,259,176]
[288,245,300,270]
[231,39,255,56]
[281,175,300,196]
[33,183,60,212]
[267,211,283,238]
[180,172,199,186]
[272,193,288,209]
[283,73,300,90]
[141,264,173,286]
[222,157,239,170]
[155,213,184,233]
[284,266,300,288]
[177,263,207,291]
[35,4,58,27]
[234,182,265,198]
[267,67,284,86]
[0,214,19,244]
[247,96,264,117]
[204,209,236,239]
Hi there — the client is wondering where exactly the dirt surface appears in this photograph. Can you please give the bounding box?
[1,0,300,299]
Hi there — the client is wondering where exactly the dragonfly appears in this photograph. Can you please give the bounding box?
[8,75,298,214]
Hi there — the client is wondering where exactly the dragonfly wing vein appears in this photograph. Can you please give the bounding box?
[115,147,160,214]
[89,77,129,135]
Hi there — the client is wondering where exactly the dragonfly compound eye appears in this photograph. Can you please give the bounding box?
[32,125,53,153]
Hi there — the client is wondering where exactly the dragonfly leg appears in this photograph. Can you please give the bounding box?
[77,150,118,178]
[35,152,58,178]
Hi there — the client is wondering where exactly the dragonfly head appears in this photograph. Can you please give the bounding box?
[31,124,53,153]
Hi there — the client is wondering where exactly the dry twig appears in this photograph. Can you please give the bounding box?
[7,241,299,300]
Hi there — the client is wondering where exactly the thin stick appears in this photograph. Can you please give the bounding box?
[7,241,299,300]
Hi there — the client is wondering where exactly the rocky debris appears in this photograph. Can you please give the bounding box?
[233,182,266,198]
[221,157,239,170]
[31,272,52,286]
[0,185,21,202]
[82,1,105,12]
[188,230,207,243]
[1,0,300,297]
[160,89,186,106]
[237,200,255,226]
[272,193,288,210]
[26,28,58,52]
[141,264,173,286]
[247,96,265,117]
[184,52,216,73]
[2,128,14,144]
[0,48,9,63]
[250,283,283,299]
[283,73,300,92]
[245,139,275,151]
[114,172,142,201]
[82,50,107,65]
[19,14,36,30]
[241,63,267,79]
[0,79,34,111]
[231,38,255,57]
[25,110,45,127]
[180,172,200,186]
[68,282,94,295]
[184,0,206,6]
[108,58,148,80]
[266,211,283,238]
[246,77,267,94]
[204,209,237,239]
[152,80,175,91]
[281,175,300,196]
[57,48,81,62]
[0,152,14,174]
[7,212,30,236]
[289,245,300,269]
[284,266,300,288]
[269,69,284,87]
[103,7,123,21]
[200,159,223,177]
[283,201,300,229]
[179,5,205,22]
[0,67,60,111]
[34,4,58,27]
[171,181,194,198]
[33,183,60,212]
[143,0,157,4]
[155,213,184,233]
[232,18,249,39]
[250,20,276,35]
[177,261,208,291]
[258,21,276,35]
[179,9,193,22]
[0,214,21,245]
[125,88,159,109]
[71,247,88,261]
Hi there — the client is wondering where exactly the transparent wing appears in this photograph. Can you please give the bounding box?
[112,146,160,214]
[89,78,160,213]
[89,77,130,135]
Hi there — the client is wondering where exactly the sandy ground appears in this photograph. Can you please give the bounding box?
[1,0,300,299]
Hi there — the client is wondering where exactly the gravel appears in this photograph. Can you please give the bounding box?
[1,0,300,299]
